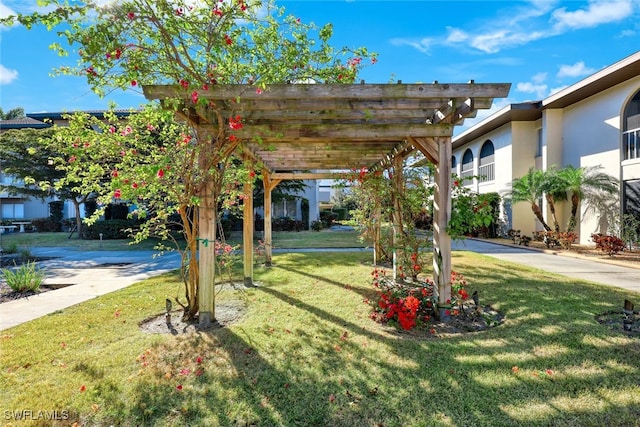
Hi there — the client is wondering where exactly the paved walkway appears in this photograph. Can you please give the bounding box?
[1,241,640,330]
[0,248,181,330]
[453,239,640,292]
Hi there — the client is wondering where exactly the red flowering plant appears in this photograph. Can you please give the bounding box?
[370,268,471,331]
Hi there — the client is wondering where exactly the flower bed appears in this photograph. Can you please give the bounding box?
[369,268,471,331]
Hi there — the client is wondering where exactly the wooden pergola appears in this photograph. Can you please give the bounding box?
[144,82,510,326]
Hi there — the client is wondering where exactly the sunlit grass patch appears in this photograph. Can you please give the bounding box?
[1,251,640,426]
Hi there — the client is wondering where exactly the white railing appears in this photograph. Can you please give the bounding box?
[478,162,495,182]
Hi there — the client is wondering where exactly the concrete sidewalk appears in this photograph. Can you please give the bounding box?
[0,248,181,330]
[2,241,640,331]
[453,239,640,293]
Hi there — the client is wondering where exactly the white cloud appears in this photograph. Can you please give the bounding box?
[445,27,468,44]
[552,0,634,30]
[0,64,18,84]
[390,37,432,55]
[394,0,636,56]
[549,85,569,95]
[531,72,548,84]
[557,61,596,78]
[618,29,636,37]
[516,73,549,99]
[0,1,15,21]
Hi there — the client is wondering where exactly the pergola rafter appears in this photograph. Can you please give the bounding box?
[143,82,510,326]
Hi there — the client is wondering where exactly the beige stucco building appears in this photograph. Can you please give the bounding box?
[452,51,640,245]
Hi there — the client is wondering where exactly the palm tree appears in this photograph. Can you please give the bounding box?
[506,168,551,231]
[541,166,568,232]
[558,165,619,232]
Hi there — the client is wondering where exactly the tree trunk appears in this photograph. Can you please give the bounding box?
[545,194,560,232]
[531,203,551,231]
[179,205,199,322]
[72,199,83,239]
[568,193,580,232]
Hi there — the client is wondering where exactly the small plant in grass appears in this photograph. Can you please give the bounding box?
[369,268,470,330]
[214,239,239,284]
[19,248,33,261]
[2,261,46,293]
[1,242,18,254]
[591,233,626,256]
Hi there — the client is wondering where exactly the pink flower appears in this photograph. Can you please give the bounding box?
[114,189,121,199]
[131,80,137,86]
[224,34,233,45]
[69,155,76,163]
[127,12,135,20]
[157,169,165,178]
[176,384,183,391]
[256,88,263,94]
[191,90,199,104]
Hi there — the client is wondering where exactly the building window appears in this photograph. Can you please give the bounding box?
[478,140,495,183]
[536,128,543,157]
[451,156,458,175]
[1,203,25,219]
[623,90,640,160]
[461,149,474,182]
[624,179,640,236]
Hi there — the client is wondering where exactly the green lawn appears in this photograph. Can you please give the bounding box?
[1,229,363,253]
[2,251,640,426]
[0,232,169,251]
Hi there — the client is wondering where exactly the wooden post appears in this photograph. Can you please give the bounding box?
[373,202,382,266]
[391,155,404,281]
[243,175,254,286]
[198,180,216,328]
[433,136,452,320]
[262,173,281,267]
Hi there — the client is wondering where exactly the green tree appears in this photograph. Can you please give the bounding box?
[41,111,130,238]
[0,128,63,200]
[3,0,375,324]
[506,168,552,231]
[0,107,25,120]
[557,165,618,233]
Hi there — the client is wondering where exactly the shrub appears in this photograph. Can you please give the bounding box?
[82,219,141,239]
[31,218,62,232]
[2,261,46,293]
[310,220,324,231]
[272,217,304,232]
[319,210,338,228]
[591,233,626,256]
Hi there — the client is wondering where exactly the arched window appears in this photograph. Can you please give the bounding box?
[623,90,640,160]
[479,140,495,182]
[461,149,474,181]
[451,155,457,174]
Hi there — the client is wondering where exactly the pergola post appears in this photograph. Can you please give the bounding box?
[198,180,216,328]
[373,202,382,266]
[262,172,281,267]
[391,155,404,281]
[243,171,254,286]
[433,136,452,320]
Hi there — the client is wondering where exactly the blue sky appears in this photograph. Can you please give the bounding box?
[1,0,639,131]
